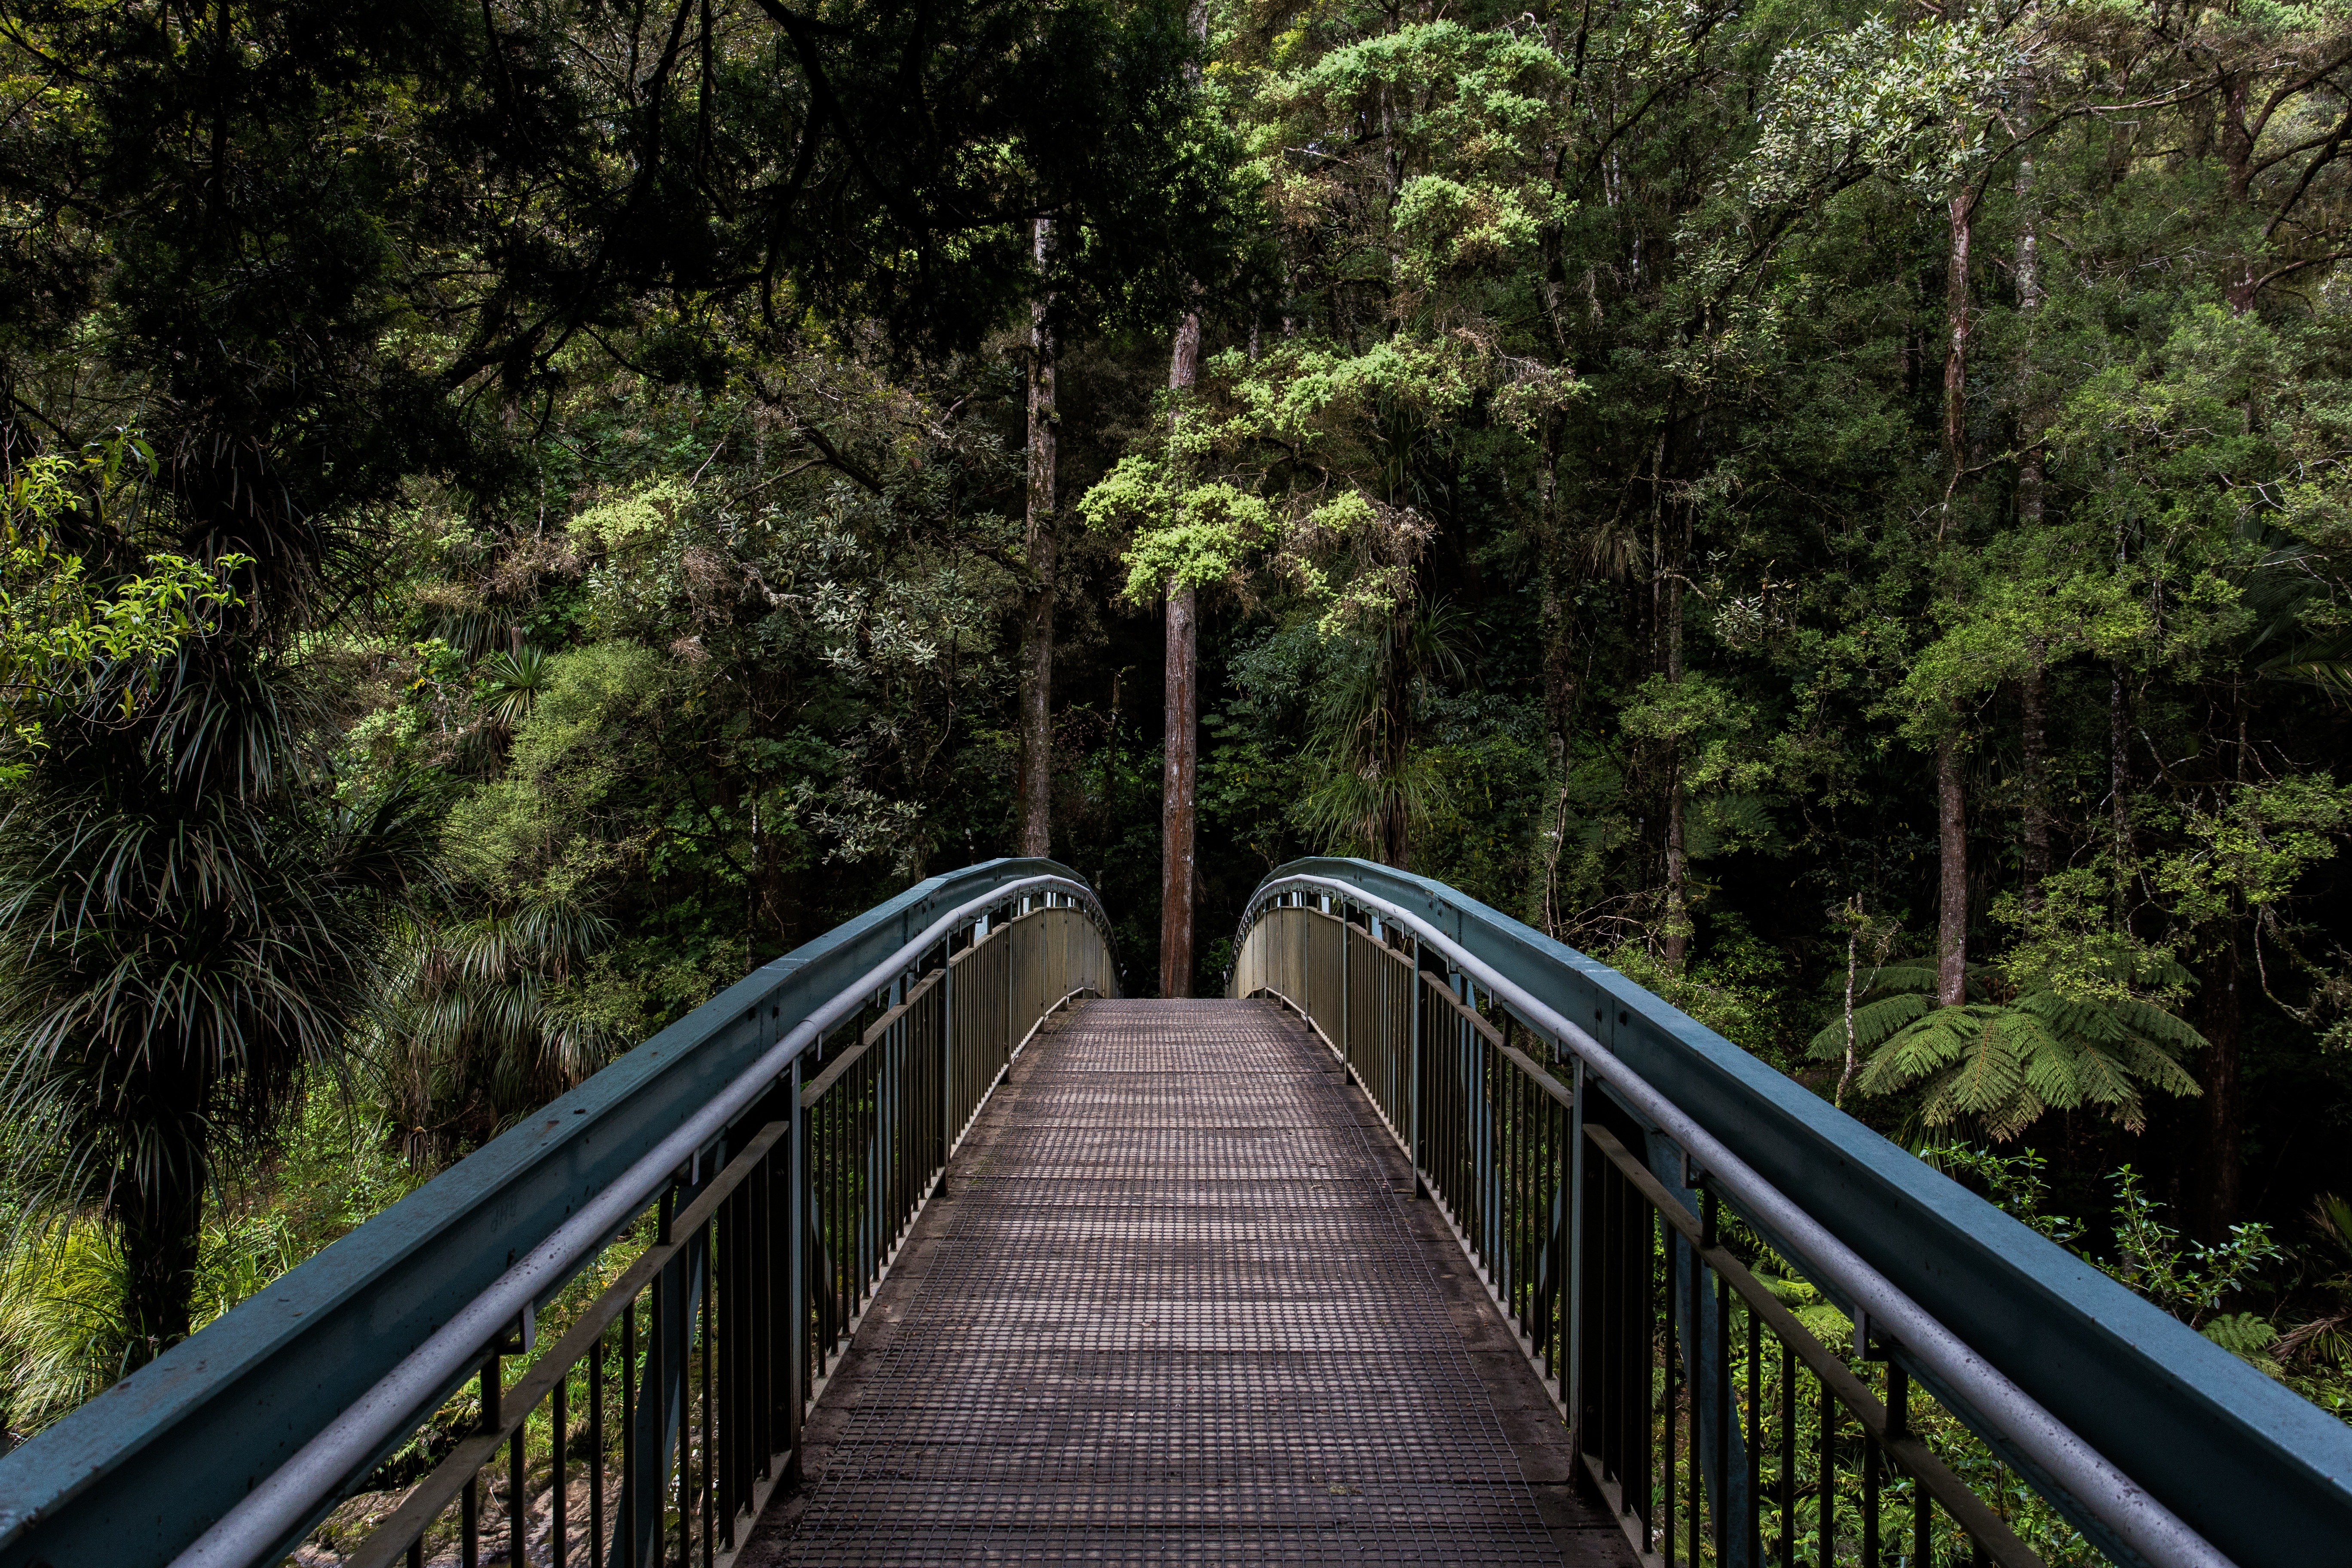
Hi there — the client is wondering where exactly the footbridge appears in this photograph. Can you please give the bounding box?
[1,860,2346,1567]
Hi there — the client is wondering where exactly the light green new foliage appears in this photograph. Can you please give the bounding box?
[0,435,246,781]
[1090,7,1583,626]
[443,640,669,898]
[1734,14,2019,208]
[2150,774,2352,928]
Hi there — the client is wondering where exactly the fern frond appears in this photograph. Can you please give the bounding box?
[1938,1008,2028,1119]
[1853,1006,1975,1095]
[1859,959,1942,995]
[2015,1017,2087,1112]
[2115,1035,2203,1099]
[1807,993,1931,1060]
[2070,1041,2139,1110]
[2107,998,2208,1053]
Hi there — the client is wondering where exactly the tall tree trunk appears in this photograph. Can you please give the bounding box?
[2110,661,2132,870]
[1939,187,1976,536]
[1838,895,1864,1109]
[1160,589,1198,994]
[2014,64,2045,534]
[1159,306,1201,996]
[1156,0,1209,997]
[1538,412,1572,762]
[1662,566,1689,973]
[1937,735,1968,1006]
[1016,217,1057,858]
[2016,85,2049,915]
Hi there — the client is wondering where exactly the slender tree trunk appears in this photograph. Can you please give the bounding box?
[1538,413,1572,761]
[2110,662,2132,869]
[1937,735,1968,1006]
[1839,896,1862,1108]
[1159,306,1201,996]
[2015,87,2049,916]
[1155,0,1210,997]
[1016,218,1057,858]
[2015,64,2045,533]
[1160,589,1198,994]
[1939,187,1976,536]
[118,1169,205,1366]
[1662,566,1689,973]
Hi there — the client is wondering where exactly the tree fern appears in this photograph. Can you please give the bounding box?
[1810,954,2205,1141]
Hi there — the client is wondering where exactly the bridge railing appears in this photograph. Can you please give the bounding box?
[1230,858,2352,1568]
[0,859,1117,1568]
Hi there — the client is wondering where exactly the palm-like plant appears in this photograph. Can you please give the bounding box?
[1807,952,2205,1141]
[0,670,440,1359]
[2277,1194,2352,1377]
[1301,601,1472,867]
[476,645,551,730]
[368,894,619,1161]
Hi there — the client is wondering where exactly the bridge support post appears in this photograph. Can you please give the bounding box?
[1408,937,1426,1197]
[942,937,955,1169]
[1339,910,1351,1077]
[1646,1135,1755,1568]
[786,1054,807,1482]
[1564,1057,1586,1433]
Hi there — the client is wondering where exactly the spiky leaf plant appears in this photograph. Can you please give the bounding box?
[367,894,621,1160]
[1300,602,1471,867]
[0,682,440,1360]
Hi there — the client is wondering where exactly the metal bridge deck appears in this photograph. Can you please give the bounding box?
[742,998,1632,1566]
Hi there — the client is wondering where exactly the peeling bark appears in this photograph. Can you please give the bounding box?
[1160,586,1198,996]
[1938,734,1968,1007]
[1159,305,1201,996]
[1017,217,1057,858]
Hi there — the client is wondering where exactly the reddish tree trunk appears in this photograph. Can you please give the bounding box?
[1940,187,1975,527]
[1159,306,1202,996]
[1017,217,1057,858]
[1662,570,1688,973]
[1937,735,1968,1006]
[1160,586,1198,995]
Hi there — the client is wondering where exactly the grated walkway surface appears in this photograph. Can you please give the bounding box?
[751,998,1621,1565]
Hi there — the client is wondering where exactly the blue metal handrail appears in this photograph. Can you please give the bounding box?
[0,857,1115,1568]
[1231,858,2352,1568]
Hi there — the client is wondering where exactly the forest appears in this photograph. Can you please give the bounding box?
[1,0,2349,1457]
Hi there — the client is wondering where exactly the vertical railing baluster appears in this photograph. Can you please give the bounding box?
[1663,1212,1678,1567]
[1779,1340,1795,1568]
[1818,1363,1834,1568]
[469,1351,497,1568]
[592,1332,607,1568]
[1749,1294,1763,1568]
[703,1212,717,1566]
[1863,1374,1880,1567]
[787,1049,807,1482]
[1688,1230,1701,1568]
[510,1368,527,1568]
[622,1300,637,1568]
[554,1360,569,1566]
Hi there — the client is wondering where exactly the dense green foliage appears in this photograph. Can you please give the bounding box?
[3,0,2350,1463]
